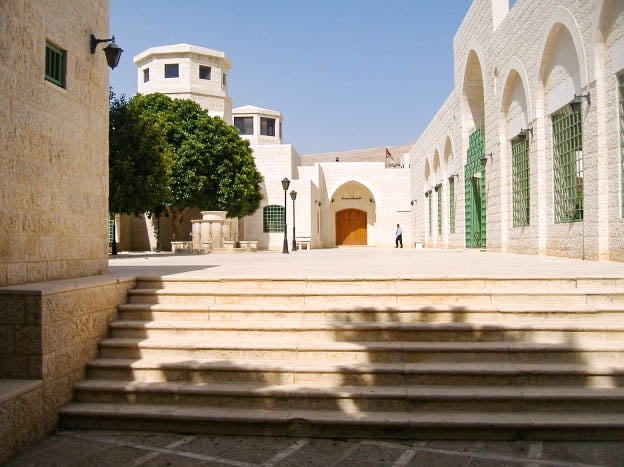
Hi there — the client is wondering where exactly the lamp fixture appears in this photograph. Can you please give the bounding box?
[90,34,123,69]
[315,200,321,207]
[518,127,533,139]
[448,172,459,180]
[434,183,442,192]
[480,153,493,168]
[424,191,429,198]
[569,92,590,112]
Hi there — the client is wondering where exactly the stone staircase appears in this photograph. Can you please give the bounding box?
[59,277,624,439]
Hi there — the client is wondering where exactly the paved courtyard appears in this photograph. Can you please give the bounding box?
[6,430,624,466]
[108,248,624,279]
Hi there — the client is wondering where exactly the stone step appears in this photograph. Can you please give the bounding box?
[135,276,624,293]
[107,319,624,343]
[117,303,624,324]
[58,403,624,440]
[71,380,624,412]
[126,288,624,306]
[85,358,624,387]
[97,337,624,364]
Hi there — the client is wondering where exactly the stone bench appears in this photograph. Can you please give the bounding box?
[171,241,192,254]
[295,235,312,251]
[239,241,258,252]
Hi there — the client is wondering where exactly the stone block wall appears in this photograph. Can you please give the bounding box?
[0,0,110,286]
[408,0,624,261]
[0,275,135,462]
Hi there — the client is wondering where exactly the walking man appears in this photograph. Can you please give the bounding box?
[395,224,403,248]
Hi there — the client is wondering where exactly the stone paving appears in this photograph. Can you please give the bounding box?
[6,430,624,466]
[108,247,624,278]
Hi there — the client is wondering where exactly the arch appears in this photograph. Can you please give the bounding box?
[327,178,381,208]
[443,136,454,168]
[462,49,486,133]
[433,150,441,178]
[538,6,589,89]
[501,68,530,140]
[499,57,533,124]
[590,0,623,83]
[424,159,431,187]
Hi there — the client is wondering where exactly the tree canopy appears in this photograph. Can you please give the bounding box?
[132,93,263,219]
[109,91,170,216]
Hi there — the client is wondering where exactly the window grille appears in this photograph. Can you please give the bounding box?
[108,213,115,243]
[263,205,285,233]
[449,178,456,233]
[512,136,530,227]
[428,191,432,236]
[552,106,583,223]
[619,71,624,217]
[45,42,66,87]
[437,186,442,235]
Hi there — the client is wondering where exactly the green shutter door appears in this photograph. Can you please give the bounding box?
[464,128,486,248]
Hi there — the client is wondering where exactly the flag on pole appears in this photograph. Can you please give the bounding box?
[385,148,396,167]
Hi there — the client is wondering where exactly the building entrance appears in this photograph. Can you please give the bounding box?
[336,209,367,245]
[465,128,486,248]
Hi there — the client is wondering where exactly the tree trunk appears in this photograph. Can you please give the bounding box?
[165,206,190,244]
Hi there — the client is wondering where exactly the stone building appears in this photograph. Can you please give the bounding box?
[408,0,624,261]
[119,44,412,251]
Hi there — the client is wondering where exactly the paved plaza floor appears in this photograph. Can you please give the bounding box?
[108,247,624,279]
[6,430,624,466]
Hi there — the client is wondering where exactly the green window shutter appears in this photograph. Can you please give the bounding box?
[552,107,583,223]
[512,137,530,227]
[619,71,624,218]
[263,205,285,233]
[464,128,486,248]
[45,42,66,87]
[449,178,455,234]
[437,185,442,235]
[428,191,432,236]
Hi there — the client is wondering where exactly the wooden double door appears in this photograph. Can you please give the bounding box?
[335,209,367,245]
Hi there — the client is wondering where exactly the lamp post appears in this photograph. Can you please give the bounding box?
[290,190,297,251]
[281,177,290,254]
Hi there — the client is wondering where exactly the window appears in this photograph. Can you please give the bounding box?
[164,63,179,78]
[234,117,253,135]
[436,185,442,235]
[512,136,530,227]
[199,65,211,80]
[261,117,275,136]
[449,178,456,233]
[45,42,66,88]
[619,71,624,217]
[108,213,115,243]
[143,68,149,83]
[552,106,583,223]
[263,205,284,232]
[428,191,432,236]
[222,73,227,86]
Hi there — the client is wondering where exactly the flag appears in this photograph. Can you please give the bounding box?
[385,148,396,167]
[385,148,392,158]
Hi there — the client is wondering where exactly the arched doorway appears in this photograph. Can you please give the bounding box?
[336,209,367,245]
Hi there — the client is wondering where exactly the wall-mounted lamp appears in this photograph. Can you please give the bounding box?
[410,200,417,206]
[331,198,335,203]
[369,198,375,204]
[480,153,493,168]
[424,191,429,198]
[569,92,590,112]
[90,34,123,69]
[434,183,442,192]
[448,172,459,181]
[315,200,322,207]
[518,127,533,139]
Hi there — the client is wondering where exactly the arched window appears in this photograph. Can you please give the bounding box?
[263,205,285,232]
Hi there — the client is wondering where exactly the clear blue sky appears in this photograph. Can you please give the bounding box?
[110,0,475,155]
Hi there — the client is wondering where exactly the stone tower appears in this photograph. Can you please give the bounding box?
[134,43,233,124]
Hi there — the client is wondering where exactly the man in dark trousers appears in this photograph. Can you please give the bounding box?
[395,224,403,248]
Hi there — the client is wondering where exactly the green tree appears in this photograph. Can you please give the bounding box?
[133,93,263,240]
[109,91,171,253]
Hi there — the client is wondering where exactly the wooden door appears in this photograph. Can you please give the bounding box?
[335,209,367,245]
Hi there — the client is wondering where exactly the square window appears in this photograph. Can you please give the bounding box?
[45,42,66,88]
[143,68,150,82]
[234,117,253,135]
[261,117,275,136]
[164,63,179,78]
[199,65,211,80]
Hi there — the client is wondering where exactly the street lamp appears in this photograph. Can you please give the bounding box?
[90,34,123,69]
[290,190,297,251]
[281,177,290,254]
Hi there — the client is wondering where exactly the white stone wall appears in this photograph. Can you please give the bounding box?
[0,0,109,286]
[409,0,624,261]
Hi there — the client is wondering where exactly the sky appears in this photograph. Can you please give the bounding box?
[110,0,476,155]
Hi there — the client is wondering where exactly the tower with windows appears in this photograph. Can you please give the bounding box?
[232,105,283,145]
[134,43,233,124]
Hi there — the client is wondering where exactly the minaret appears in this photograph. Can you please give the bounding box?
[134,44,233,124]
